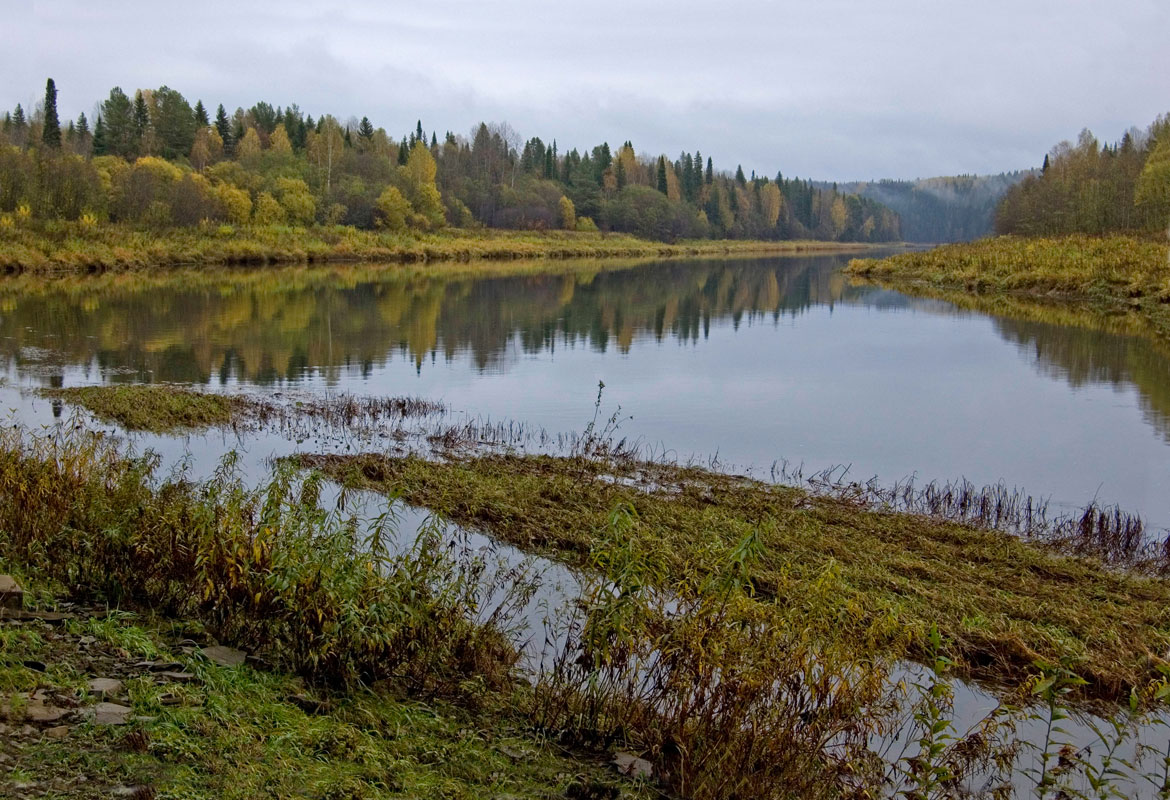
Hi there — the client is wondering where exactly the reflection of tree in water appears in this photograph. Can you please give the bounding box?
[993,317,1170,441]
[5,255,1169,443]
[0,255,864,385]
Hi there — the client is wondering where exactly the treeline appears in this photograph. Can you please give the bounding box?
[0,79,900,243]
[995,113,1170,236]
[832,173,1031,243]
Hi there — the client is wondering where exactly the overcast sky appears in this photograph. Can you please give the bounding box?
[4,1,1167,181]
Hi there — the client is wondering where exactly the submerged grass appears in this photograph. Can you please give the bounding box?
[847,234,1170,339]
[0,220,880,274]
[40,384,447,435]
[40,385,250,432]
[295,451,1170,702]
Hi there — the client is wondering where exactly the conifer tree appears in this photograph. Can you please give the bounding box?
[76,112,89,137]
[42,78,62,148]
[705,157,714,184]
[92,115,107,155]
[656,156,669,194]
[12,104,25,129]
[358,116,374,140]
[214,104,233,151]
[132,90,150,146]
[193,100,209,127]
[735,164,746,185]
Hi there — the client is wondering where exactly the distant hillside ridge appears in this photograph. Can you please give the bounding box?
[818,172,1033,243]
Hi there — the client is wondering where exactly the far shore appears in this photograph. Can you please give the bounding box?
[0,222,898,275]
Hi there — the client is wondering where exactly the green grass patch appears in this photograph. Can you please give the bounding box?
[0,600,646,800]
[295,451,1170,702]
[40,385,251,432]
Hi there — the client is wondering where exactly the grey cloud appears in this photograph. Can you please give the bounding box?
[3,0,1166,180]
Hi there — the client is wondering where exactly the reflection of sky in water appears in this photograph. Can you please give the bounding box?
[2,252,1169,525]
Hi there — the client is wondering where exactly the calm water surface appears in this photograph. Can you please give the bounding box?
[3,251,1169,524]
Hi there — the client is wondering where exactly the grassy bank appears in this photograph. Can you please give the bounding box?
[6,421,1170,796]
[0,593,644,800]
[0,220,882,274]
[296,450,1170,702]
[847,234,1170,338]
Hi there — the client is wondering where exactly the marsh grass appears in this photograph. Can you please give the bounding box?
[0,424,524,697]
[847,235,1170,340]
[298,450,1170,702]
[0,219,879,274]
[40,385,250,432]
[41,384,446,435]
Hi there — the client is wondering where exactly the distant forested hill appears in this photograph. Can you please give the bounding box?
[820,173,1032,243]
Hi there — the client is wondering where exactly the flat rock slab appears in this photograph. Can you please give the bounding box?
[0,608,74,624]
[88,678,125,699]
[157,671,196,682]
[0,575,22,610]
[92,702,133,725]
[1,699,70,724]
[612,752,654,779]
[200,645,246,667]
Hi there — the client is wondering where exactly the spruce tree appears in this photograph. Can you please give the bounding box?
[42,78,62,148]
[12,104,25,128]
[193,100,209,127]
[132,90,150,148]
[656,156,669,194]
[735,164,746,185]
[92,115,107,155]
[358,116,374,140]
[214,104,233,150]
[76,112,89,137]
[705,157,713,184]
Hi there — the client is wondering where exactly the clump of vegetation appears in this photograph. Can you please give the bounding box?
[295,450,1170,701]
[42,384,448,435]
[0,588,651,800]
[40,385,251,432]
[848,234,1170,338]
[0,426,522,697]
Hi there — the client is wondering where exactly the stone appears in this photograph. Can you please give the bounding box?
[0,575,23,610]
[43,724,71,739]
[200,645,246,667]
[156,671,196,682]
[612,752,653,779]
[92,702,133,725]
[88,678,125,699]
[24,701,69,724]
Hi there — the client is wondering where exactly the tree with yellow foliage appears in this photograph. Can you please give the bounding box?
[558,195,576,229]
[400,142,445,229]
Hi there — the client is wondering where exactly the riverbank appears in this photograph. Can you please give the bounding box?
[847,234,1170,339]
[0,221,884,274]
[12,389,1170,795]
[0,580,654,800]
[42,384,1170,701]
[296,449,1170,702]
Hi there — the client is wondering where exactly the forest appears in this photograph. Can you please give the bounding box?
[0,79,901,244]
[831,172,1031,242]
[995,113,1170,235]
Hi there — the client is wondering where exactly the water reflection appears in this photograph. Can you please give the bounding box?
[3,253,1169,521]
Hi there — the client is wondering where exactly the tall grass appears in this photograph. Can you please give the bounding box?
[0,219,877,274]
[0,424,525,698]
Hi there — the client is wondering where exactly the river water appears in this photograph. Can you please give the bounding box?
[3,251,1168,525]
